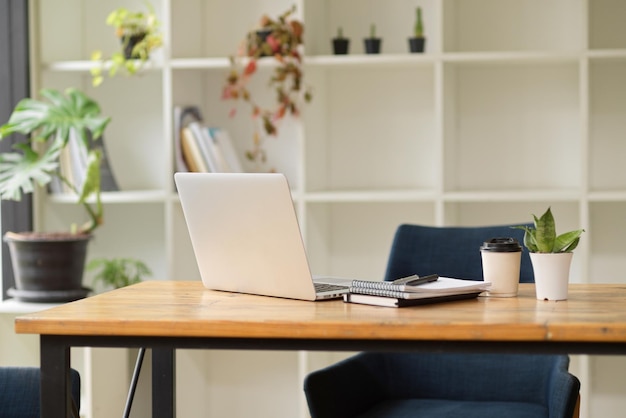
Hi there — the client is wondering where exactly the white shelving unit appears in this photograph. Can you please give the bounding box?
[7,0,625,416]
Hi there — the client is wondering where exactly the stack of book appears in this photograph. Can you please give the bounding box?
[174,105,243,174]
[344,275,491,308]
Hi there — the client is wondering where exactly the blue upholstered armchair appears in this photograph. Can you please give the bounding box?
[0,367,81,418]
[304,224,581,418]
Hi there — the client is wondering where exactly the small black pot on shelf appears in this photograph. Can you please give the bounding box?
[332,38,350,55]
[408,37,426,53]
[364,38,382,54]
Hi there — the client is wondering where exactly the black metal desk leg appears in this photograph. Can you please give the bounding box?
[40,335,72,418]
[152,347,176,418]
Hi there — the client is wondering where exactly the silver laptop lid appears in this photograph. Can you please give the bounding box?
[175,172,317,301]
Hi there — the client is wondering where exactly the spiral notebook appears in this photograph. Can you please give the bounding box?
[174,172,351,301]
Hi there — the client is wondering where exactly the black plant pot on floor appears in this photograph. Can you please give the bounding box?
[408,37,426,53]
[4,232,91,303]
[364,38,382,54]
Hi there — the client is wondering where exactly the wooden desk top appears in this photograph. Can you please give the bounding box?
[14,282,626,344]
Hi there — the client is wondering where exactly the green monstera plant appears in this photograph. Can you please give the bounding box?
[0,88,110,234]
[513,207,584,253]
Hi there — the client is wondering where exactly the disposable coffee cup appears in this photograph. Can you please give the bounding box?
[480,237,522,297]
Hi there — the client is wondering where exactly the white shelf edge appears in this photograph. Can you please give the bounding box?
[170,57,231,69]
[46,190,168,204]
[0,299,60,314]
[42,49,626,73]
[588,191,626,202]
[442,190,583,202]
[43,60,161,72]
[305,53,435,67]
[587,49,626,60]
[301,189,591,203]
[303,190,438,202]
[442,50,581,64]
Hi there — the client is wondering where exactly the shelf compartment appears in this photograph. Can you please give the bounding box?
[589,202,626,283]
[589,0,626,50]
[304,65,436,192]
[303,0,439,56]
[589,60,626,192]
[36,0,166,63]
[170,0,296,59]
[172,68,302,179]
[443,0,584,53]
[84,203,167,280]
[443,201,580,227]
[443,61,581,192]
[304,202,436,279]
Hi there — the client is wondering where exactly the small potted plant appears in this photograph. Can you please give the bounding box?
[87,257,152,292]
[408,7,426,53]
[364,23,382,54]
[90,2,163,87]
[513,207,585,300]
[332,27,350,55]
[0,88,111,302]
[222,5,313,166]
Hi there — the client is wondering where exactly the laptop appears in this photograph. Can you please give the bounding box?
[174,172,351,301]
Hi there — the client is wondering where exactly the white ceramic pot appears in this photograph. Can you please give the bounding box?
[530,252,573,301]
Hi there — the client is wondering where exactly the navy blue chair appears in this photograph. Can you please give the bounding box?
[304,224,580,418]
[0,367,81,418]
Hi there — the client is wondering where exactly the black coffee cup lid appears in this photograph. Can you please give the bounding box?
[480,237,522,252]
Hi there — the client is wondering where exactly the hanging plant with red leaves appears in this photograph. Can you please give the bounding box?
[222,5,313,165]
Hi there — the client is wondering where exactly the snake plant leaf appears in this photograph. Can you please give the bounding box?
[554,230,584,253]
[511,225,539,252]
[534,207,556,253]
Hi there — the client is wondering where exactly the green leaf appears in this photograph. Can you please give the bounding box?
[87,257,152,289]
[512,225,539,252]
[554,229,585,252]
[79,149,102,202]
[534,207,556,252]
[0,146,60,200]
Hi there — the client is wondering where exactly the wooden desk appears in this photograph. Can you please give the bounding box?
[14,281,626,418]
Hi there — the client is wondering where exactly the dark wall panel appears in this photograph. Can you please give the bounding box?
[0,0,32,299]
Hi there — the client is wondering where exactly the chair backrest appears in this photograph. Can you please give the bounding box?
[383,223,534,283]
[0,367,81,418]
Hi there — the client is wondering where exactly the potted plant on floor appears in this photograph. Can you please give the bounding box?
[0,88,111,302]
[332,27,350,55]
[90,2,163,87]
[408,7,426,53]
[364,23,382,54]
[513,207,584,300]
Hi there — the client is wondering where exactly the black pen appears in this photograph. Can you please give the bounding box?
[392,274,439,286]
